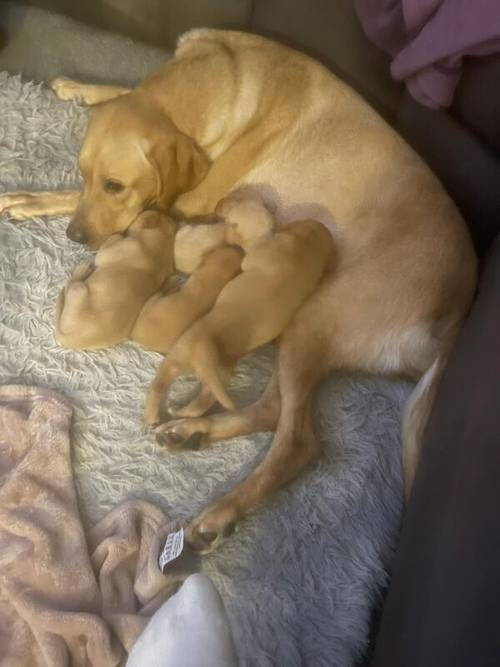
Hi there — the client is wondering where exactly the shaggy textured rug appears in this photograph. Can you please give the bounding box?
[0,72,410,667]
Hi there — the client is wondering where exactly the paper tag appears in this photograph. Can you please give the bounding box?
[159,528,184,572]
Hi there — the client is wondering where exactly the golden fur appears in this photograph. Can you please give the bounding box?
[132,191,275,353]
[144,218,334,440]
[56,211,175,349]
[131,244,243,354]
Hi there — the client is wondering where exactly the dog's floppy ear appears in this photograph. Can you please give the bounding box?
[144,128,210,209]
[174,132,210,193]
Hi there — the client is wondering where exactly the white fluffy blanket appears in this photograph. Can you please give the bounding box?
[0,72,409,667]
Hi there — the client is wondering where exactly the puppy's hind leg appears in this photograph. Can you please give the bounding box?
[56,262,94,341]
[195,344,236,412]
[165,356,236,422]
[145,357,188,426]
[156,368,280,451]
[167,384,218,420]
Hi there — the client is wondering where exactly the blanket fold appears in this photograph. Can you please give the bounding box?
[0,385,185,667]
[355,0,500,108]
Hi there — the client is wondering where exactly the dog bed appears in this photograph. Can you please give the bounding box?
[0,72,410,667]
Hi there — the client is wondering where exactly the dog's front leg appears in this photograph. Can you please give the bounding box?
[0,190,81,220]
[185,406,319,552]
[50,78,131,105]
[173,124,275,218]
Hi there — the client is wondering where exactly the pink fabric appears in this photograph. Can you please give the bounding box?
[0,385,188,666]
[355,0,500,108]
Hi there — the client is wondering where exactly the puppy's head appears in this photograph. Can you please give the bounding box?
[216,190,275,251]
[67,94,209,248]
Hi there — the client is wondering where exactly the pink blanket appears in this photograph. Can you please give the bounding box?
[0,385,187,666]
[355,0,500,108]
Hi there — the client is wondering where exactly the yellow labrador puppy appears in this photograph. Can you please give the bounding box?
[131,244,243,354]
[131,190,275,352]
[0,30,477,549]
[144,218,334,434]
[56,211,175,349]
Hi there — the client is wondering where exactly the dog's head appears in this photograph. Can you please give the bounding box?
[67,94,209,248]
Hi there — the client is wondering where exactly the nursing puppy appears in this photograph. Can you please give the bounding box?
[131,191,275,353]
[56,211,175,349]
[131,245,243,353]
[144,217,334,430]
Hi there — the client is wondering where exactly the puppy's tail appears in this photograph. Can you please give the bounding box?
[195,339,235,411]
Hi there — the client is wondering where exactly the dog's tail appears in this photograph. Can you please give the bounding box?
[401,353,448,502]
[195,339,235,412]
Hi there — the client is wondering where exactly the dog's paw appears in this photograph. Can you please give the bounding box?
[185,500,238,554]
[0,193,35,219]
[154,418,209,451]
[50,77,85,102]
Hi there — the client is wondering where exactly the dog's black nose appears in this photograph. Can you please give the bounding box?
[66,226,86,244]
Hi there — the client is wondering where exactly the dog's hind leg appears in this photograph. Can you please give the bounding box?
[50,78,131,105]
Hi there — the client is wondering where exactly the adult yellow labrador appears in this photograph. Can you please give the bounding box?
[0,30,477,551]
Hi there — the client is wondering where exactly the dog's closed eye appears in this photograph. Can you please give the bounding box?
[103,179,125,194]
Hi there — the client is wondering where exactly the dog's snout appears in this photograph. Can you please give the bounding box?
[66,225,86,244]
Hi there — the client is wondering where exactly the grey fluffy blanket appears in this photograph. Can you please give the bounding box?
[0,72,409,667]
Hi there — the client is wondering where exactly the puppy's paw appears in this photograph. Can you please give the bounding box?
[185,500,238,554]
[144,399,161,427]
[70,262,94,282]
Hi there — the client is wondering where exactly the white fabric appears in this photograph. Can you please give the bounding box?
[127,574,238,667]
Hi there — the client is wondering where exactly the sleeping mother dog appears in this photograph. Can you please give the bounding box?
[0,29,477,551]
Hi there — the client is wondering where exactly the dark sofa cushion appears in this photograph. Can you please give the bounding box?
[10,0,252,47]
[453,54,500,154]
[252,0,401,117]
[396,93,500,257]
[373,232,500,667]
